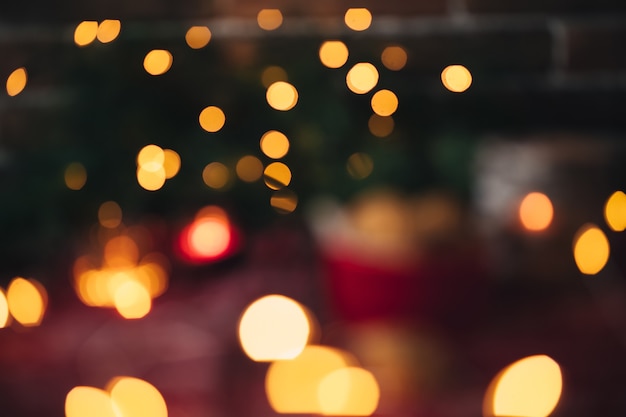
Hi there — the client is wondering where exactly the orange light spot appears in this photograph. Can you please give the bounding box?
[519,192,553,231]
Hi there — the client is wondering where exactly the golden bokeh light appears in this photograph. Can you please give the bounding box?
[484,355,562,417]
[65,162,87,190]
[265,345,356,413]
[346,63,379,94]
[98,201,123,229]
[137,166,166,191]
[65,386,117,417]
[264,162,292,190]
[109,377,168,417]
[344,8,372,31]
[185,25,212,49]
[0,288,9,328]
[137,144,165,171]
[347,152,374,180]
[371,89,399,116]
[519,192,553,232]
[6,67,27,97]
[260,130,290,159]
[318,367,380,416]
[203,162,230,189]
[257,9,283,31]
[236,155,264,183]
[441,64,472,93]
[199,105,226,132]
[319,41,349,69]
[97,20,121,43]
[74,21,98,46]
[143,49,173,76]
[368,114,394,138]
[381,46,408,71]
[271,189,298,214]
[261,66,288,88]
[238,294,311,361]
[7,277,46,327]
[573,224,610,275]
[604,190,626,232]
[104,235,140,268]
[163,149,181,179]
[187,216,231,258]
[113,280,152,319]
[266,81,298,111]
[136,256,169,298]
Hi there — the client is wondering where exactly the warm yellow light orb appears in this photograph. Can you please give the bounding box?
[604,190,626,232]
[344,8,372,31]
[203,162,230,189]
[137,166,166,191]
[199,106,226,132]
[0,288,9,328]
[6,67,27,97]
[114,280,152,319]
[319,41,349,69]
[7,277,46,327]
[97,20,121,43]
[266,81,298,111]
[346,63,379,94]
[257,9,283,31]
[318,367,380,416]
[185,26,211,49]
[74,21,98,46]
[260,130,290,159]
[441,64,472,93]
[65,386,117,417]
[108,377,168,417]
[371,89,399,116]
[236,155,264,183]
[271,189,298,214]
[163,149,181,179]
[381,46,408,71]
[143,50,173,76]
[519,192,553,231]
[573,224,610,275]
[263,162,292,190]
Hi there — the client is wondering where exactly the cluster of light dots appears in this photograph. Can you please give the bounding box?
[6,67,27,96]
[483,355,563,417]
[74,20,121,46]
[237,294,380,415]
[0,277,47,328]
[177,206,237,263]
[65,377,167,417]
[136,144,180,191]
[64,162,87,190]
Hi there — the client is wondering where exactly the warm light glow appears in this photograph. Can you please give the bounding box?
[346,63,379,94]
[519,192,553,231]
[185,26,212,49]
[344,8,372,31]
[65,386,117,417]
[347,153,374,179]
[137,144,165,171]
[264,162,291,190]
[199,106,226,132]
[257,9,283,31]
[104,235,140,268]
[74,21,98,46]
[98,201,122,229]
[484,355,562,417]
[260,130,290,159]
[261,66,288,88]
[271,189,298,214]
[381,46,408,71]
[163,149,181,179]
[441,65,472,92]
[266,81,298,111]
[6,67,27,97]
[239,294,310,361]
[604,191,626,232]
[143,50,173,76]
[319,41,349,69]
[368,114,394,138]
[65,162,87,190]
[236,155,264,182]
[371,89,398,116]
[97,20,121,43]
[136,256,169,298]
[0,288,9,328]
[109,377,168,417]
[318,367,380,416]
[203,162,230,189]
[7,277,46,326]
[114,280,152,319]
[573,224,610,275]
[137,166,166,191]
[187,216,231,259]
[265,345,355,413]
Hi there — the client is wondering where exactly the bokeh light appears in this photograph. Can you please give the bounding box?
[163,149,181,179]
[441,64,472,92]
[260,130,290,159]
[65,386,117,417]
[137,144,165,171]
[236,155,264,182]
[74,21,98,46]
[381,46,408,71]
[203,162,230,189]
[143,49,173,76]
[261,65,288,88]
[604,190,626,232]
[271,189,298,214]
[344,8,372,31]
[108,377,168,417]
[199,105,226,132]
[6,67,27,97]
[185,26,211,49]
[104,235,140,268]
[266,81,298,111]
[0,288,9,328]
[484,355,562,417]
[264,162,292,190]
[257,9,283,31]
[97,20,121,43]
[137,166,166,191]
[113,279,152,319]
[98,201,122,229]
[347,152,374,179]
[573,224,610,275]
[368,114,394,138]
[7,277,46,327]
[519,192,553,231]
[318,367,380,416]
[65,162,87,190]
[319,41,349,69]
[238,294,311,361]
[371,89,399,116]
[346,63,379,94]
[187,216,231,259]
